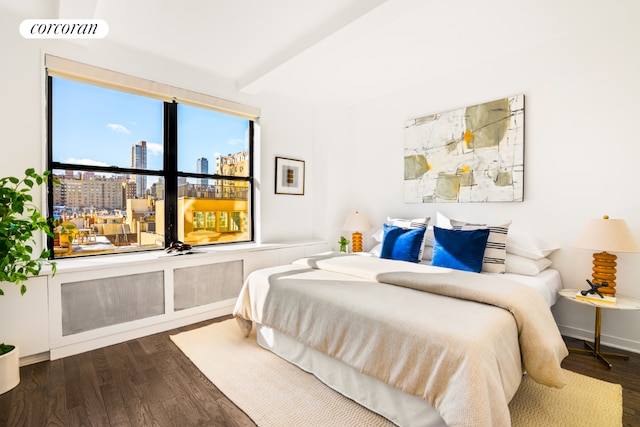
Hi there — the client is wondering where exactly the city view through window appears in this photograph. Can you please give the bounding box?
[49,77,253,258]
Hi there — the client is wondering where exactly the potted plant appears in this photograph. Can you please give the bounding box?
[0,168,57,394]
[338,236,350,253]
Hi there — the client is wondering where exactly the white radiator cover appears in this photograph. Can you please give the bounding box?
[42,241,328,361]
[173,260,244,311]
[61,271,165,336]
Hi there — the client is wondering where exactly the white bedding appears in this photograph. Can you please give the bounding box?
[361,251,562,307]
[233,253,568,427]
[485,268,563,307]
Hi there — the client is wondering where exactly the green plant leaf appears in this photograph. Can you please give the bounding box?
[0,169,55,295]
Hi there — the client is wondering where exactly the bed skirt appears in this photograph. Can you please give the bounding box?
[256,323,447,427]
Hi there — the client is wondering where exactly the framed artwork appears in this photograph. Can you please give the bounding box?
[275,157,305,195]
[404,94,524,203]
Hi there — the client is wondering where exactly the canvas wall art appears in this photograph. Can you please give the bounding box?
[404,94,524,203]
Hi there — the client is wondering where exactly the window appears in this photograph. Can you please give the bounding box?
[46,56,259,258]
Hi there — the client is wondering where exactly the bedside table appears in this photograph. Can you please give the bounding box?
[559,288,640,368]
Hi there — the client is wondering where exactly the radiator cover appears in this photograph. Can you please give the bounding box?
[173,260,243,310]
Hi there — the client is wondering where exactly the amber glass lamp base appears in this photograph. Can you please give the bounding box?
[592,251,617,296]
[351,232,363,252]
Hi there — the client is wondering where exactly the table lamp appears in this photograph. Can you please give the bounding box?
[342,211,371,253]
[573,215,640,296]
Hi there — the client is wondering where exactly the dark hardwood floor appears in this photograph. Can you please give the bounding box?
[561,336,640,427]
[1,318,639,426]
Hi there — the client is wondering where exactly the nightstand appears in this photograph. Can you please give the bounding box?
[559,288,640,368]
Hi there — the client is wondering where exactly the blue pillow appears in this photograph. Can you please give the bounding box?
[432,227,490,273]
[380,224,427,263]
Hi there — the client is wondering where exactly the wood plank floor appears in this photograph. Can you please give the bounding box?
[1,316,638,426]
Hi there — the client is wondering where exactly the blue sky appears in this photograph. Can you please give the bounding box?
[52,77,249,181]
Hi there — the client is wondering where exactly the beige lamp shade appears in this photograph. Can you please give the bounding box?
[342,211,371,232]
[573,216,640,253]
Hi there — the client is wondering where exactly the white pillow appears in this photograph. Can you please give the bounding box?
[370,243,382,256]
[505,253,552,276]
[423,226,435,246]
[371,228,384,243]
[435,211,452,229]
[450,219,511,274]
[506,228,560,260]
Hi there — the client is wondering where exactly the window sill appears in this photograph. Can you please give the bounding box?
[43,240,326,275]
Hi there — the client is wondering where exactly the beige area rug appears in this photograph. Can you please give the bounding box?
[170,320,622,427]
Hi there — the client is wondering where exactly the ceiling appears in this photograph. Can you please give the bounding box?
[8,0,612,105]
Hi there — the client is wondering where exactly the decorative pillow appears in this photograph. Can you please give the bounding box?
[371,216,430,243]
[505,253,553,276]
[506,228,560,260]
[435,211,453,229]
[385,217,430,259]
[450,219,511,274]
[422,244,434,261]
[423,226,435,247]
[369,243,383,257]
[431,227,490,273]
[380,224,427,263]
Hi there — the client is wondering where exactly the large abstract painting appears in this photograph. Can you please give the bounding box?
[404,94,524,203]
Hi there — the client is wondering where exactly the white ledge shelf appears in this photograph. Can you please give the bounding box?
[44,240,326,275]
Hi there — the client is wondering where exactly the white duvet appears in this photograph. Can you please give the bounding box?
[233,253,568,427]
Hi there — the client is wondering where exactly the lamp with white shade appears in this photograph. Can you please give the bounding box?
[573,215,640,296]
[342,211,371,253]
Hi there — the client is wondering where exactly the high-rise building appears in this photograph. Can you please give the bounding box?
[131,141,147,198]
[197,157,208,187]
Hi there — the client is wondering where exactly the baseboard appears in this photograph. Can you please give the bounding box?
[558,324,640,354]
[19,351,50,367]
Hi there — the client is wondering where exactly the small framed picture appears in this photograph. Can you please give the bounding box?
[275,157,305,195]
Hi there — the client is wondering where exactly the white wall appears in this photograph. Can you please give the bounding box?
[0,6,318,248]
[317,5,640,351]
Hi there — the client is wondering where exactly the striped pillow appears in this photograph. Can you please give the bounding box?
[450,219,512,273]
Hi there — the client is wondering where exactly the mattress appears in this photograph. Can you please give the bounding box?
[485,268,563,307]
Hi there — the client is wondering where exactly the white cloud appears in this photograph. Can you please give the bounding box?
[64,158,111,167]
[106,123,131,134]
[146,142,163,155]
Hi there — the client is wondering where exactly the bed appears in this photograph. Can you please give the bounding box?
[233,252,568,427]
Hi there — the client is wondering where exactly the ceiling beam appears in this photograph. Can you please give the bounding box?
[236,0,406,95]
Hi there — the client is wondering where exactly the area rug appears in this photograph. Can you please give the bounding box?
[170,319,622,427]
